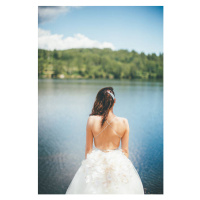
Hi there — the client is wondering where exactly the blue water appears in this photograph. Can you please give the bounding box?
[38,79,163,194]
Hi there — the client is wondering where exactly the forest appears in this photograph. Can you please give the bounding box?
[38,48,163,79]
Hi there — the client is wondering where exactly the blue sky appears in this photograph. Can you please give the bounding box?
[38,6,163,55]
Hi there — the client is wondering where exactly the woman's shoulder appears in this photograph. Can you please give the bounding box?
[116,116,129,124]
[87,115,101,123]
[88,115,102,119]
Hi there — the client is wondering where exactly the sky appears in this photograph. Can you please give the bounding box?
[38,6,163,55]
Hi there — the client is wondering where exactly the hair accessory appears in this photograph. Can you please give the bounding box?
[107,91,115,100]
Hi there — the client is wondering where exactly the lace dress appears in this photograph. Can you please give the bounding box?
[66,117,144,194]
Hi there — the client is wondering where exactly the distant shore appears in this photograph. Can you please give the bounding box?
[38,48,163,80]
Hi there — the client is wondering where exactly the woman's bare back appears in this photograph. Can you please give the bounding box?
[89,115,128,150]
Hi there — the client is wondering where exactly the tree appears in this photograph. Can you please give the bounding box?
[38,48,163,80]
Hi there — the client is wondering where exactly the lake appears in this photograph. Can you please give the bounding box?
[38,79,163,194]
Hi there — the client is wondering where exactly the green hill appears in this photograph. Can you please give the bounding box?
[38,48,163,79]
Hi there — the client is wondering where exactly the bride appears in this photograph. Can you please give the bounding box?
[66,87,144,194]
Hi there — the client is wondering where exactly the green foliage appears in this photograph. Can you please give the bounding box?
[38,48,163,79]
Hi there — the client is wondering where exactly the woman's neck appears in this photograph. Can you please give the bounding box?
[108,107,115,117]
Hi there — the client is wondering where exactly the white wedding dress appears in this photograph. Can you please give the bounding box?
[66,117,144,194]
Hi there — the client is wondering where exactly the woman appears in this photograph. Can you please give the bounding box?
[66,87,144,194]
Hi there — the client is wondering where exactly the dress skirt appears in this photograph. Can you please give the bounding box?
[66,148,144,194]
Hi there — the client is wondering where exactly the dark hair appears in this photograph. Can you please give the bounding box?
[90,87,115,127]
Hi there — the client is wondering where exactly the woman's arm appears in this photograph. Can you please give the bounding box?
[121,119,130,158]
[85,117,94,159]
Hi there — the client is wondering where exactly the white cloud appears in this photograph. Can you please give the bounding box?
[38,28,115,50]
[38,6,70,24]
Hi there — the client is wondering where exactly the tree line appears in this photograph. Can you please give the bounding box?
[38,48,163,79]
